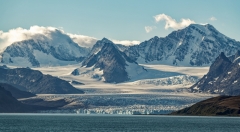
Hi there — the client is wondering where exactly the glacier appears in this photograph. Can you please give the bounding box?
[25,64,213,115]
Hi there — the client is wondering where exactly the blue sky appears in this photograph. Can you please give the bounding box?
[0,0,240,42]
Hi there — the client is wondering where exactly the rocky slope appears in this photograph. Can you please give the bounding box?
[0,85,71,113]
[171,96,240,116]
[0,67,84,94]
[190,51,240,95]
[80,38,147,83]
[0,83,36,99]
[0,85,38,112]
[124,24,240,66]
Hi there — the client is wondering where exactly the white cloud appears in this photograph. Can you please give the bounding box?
[144,26,156,33]
[0,26,98,51]
[154,14,195,30]
[209,17,217,21]
[0,26,141,52]
[110,39,140,46]
[67,34,97,48]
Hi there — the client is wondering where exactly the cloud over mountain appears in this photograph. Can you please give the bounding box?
[110,39,140,46]
[154,14,195,30]
[67,33,98,48]
[0,26,142,51]
[0,26,97,51]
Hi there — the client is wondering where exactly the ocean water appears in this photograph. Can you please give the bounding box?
[0,114,240,132]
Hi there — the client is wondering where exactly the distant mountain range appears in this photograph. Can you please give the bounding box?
[123,24,240,66]
[1,24,239,67]
[1,38,89,67]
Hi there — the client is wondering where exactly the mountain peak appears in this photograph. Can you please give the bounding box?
[124,23,240,66]
[82,39,129,80]
[100,37,113,43]
[208,52,232,78]
[88,37,115,55]
[187,23,221,37]
[153,36,159,39]
[188,23,213,28]
[218,52,231,63]
[82,38,146,83]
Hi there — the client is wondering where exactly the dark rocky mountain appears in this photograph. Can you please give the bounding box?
[81,38,146,83]
[0,85,37,112]
[171,96,240,116]
[0,83,36,99]
[0,67,84,94]
[190,51,240,95]
[123,24,240,66]
[0,85,71,113]
[1,38,89,67]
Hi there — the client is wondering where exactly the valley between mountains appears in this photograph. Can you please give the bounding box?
[1,24,240,115]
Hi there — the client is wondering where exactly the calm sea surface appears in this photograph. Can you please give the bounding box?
[0,114,239,132]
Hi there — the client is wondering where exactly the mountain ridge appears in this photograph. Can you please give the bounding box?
[123,24,240,66]
[0,67,84,94]
[1,36,89,67]
[1,24,240,67]
[171,96,240,116]
[0,83,36,99]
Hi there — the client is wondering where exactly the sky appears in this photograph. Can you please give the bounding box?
[0,0,240,46]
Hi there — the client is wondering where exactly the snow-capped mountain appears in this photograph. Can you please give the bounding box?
[2,24,239,67]
[124,24,240,66]
[80,38,147,83]
[190,51,240,95]
[0,31,89,67]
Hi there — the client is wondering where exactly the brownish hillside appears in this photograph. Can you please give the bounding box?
[171,96,240,116]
